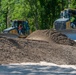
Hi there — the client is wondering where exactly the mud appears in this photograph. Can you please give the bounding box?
[0,30,76,65]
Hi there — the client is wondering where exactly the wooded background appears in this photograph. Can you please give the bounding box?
[0,0,75,32]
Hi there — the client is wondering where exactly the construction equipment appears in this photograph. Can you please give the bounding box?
[53,9,76,40]
[54,9,76,30]
[3,20,30,38]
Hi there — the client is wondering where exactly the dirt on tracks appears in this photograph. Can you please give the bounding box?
[0,30,76,65]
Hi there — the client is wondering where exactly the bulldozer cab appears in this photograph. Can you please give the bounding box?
[60,10,69,18]
[3,20,30,37]
[60,9,76,20]
[12,20,30,34]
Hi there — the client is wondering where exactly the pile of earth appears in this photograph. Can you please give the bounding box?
[27,30,76,46]
[0,29,76,65]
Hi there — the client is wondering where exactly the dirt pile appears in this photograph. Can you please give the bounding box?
[27,30,76,46]
[0,30,76,65]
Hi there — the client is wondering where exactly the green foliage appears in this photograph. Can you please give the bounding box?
[0,23,6,32]
[0,0,75,32]
[70,0,76,8]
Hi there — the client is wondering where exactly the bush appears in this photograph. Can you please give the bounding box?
[0,23,6,33]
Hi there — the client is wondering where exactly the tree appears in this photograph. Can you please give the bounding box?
[70,0,76,8]
[0,0,72,33]
[39,0,63,29]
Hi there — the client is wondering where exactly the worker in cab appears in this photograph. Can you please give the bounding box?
[18,24,23,35]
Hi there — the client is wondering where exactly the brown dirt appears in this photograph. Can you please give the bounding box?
[27,30,76,46]
[0,29,76,65]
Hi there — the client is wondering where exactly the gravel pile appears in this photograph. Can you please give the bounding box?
[27,30,76,46]
[0,30,76,65]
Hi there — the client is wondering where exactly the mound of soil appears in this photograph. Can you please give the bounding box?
[0,30,76,65]
[27,30,76,46]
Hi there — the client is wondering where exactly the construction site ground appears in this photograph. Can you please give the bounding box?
[0,29,76,65]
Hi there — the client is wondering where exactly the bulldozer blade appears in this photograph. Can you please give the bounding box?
[58,29,76,41]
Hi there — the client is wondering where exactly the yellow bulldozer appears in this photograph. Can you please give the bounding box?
[54,9,76,30]
[53,9,76,40]
[3,20,30,38]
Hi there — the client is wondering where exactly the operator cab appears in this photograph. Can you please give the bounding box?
[3,20,30,37]
[60,9,70,18]
[12,20,30,35]
[60,9,76,18]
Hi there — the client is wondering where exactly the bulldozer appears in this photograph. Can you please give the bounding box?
[53,9,76,40]
[3,20,30,38]
[54,9,76,30]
